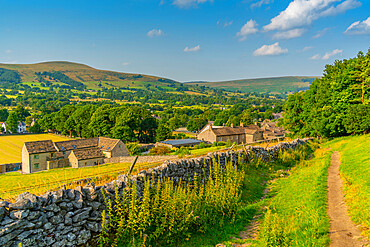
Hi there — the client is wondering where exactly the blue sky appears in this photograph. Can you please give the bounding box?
[1,0,369,82]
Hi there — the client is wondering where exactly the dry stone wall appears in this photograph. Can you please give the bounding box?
[0,138,310,247]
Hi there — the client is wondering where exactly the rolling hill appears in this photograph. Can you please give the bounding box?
[0,61,318,95]
[0,61,178,90]
[186,76,320,94]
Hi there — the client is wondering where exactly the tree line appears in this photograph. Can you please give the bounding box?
[38,104,158,143]
[283,48,370,137]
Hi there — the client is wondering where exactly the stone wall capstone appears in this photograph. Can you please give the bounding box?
[0,138,311,247]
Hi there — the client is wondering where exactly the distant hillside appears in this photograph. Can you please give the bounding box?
[0,61,178,90]
[186,76,320,94]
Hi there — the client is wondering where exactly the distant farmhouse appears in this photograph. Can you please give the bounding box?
[261,120,285,140]
[22,137,129,173]
[1,121,27,134]
[197,121,285,144]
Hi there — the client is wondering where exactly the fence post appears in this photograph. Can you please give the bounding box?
[126,156,139,176]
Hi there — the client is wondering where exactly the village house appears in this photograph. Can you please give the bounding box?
[0,122,6,133]
[1,121,27,133]
[261,120,285,140]
[22,140,59,173]
[17,121,27,133]
[197,123,264,144]
[69,147,105,168]
[21,137,129,173]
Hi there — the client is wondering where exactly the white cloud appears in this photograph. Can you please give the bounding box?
[147,29,164,37]
[253,42,288,56]
[236,20,258,41]
[322,49,342,59]
[184,45,201,52]
[310,49,342,60]
[122,62,130,66]
[264,0,361,31]
[5,49,12,54]
[310,54,321,60]
[320,0,361,16]
[217,20,233,27]
[224,21,233,27]
[251,0,273,9]
[302,46,313,52]
[313,27,330,38]
[173,0,213,8]
[273,28,305,39]
[344,17,370,35]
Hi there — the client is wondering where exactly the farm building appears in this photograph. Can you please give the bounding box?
[69,147,105,168]
[261,120,285,140]
[21,137,129,173]
[1,121,27,134]
[156,138,205,148]
[197,123,264,144]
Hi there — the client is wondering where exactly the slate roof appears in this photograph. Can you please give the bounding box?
[24,140,57,154]
[54,138,98,151]
[212,125,261,136]
[98,137,119,152]
[159,138,204,146]
[70,147,104,161]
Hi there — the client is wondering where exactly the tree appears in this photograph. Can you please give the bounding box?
[239,110,253,125]
[6,112,18,133]
[156,121,172,141]
[39,113,56,132]
[29,120,41,133]
[13,105,30,121]
[88,105,113,137]
[351,50,370,104]
[53,105,76,134]
[283,48,370,137]
[225,115,240,127]
[0,108,8,122]
[343,105,370,134]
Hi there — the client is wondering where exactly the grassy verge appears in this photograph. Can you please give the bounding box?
[100,141,316,246]
[322,134,370,238]
[257,147,331,246]
[0,161,163,201]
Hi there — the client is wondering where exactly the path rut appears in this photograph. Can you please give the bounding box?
[328,151,368,247]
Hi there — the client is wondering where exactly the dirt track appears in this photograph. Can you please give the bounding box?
[327,151,368,247]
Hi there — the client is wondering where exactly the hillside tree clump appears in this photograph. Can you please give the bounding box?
[283,48,370,137]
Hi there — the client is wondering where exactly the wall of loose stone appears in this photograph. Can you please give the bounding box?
[0,138,310,247]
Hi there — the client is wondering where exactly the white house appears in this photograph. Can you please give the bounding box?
[1,121,27,133]
[18,122,27,133]
[1,122,7,133]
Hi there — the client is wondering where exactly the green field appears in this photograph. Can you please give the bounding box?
[187,76,319,94]
[0,133,72,164]
[255,134,370,245]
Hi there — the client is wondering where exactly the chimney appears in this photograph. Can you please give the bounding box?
[240,122,244,127]
[231,123,234,128]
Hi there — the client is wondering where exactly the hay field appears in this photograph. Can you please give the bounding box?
[0,134,72,164]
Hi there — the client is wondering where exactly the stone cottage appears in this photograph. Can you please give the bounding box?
[69,147,105,168]
[22,140,59,173]
[22,137,129,173]
[197,123,264,144]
